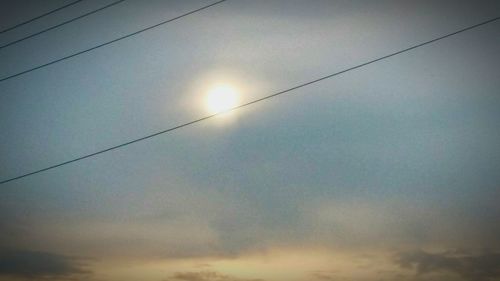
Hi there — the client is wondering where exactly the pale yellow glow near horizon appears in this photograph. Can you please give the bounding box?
[86,247,401,281]
[205,84,240,115]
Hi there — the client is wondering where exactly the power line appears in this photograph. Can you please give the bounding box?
[0,0,228,83]
[0,16,498,185]
[0,0,84,34]
[0,0,126,50]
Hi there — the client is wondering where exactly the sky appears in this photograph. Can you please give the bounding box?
[0,0,500,280]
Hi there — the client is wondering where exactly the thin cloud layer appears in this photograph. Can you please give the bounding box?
[397,251,500,281]
[0,249,90,280]
[165,271,264,281]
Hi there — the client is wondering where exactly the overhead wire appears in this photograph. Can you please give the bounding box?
[0,0,228,83]
[0,15,498,185]
[0,0,84,34]
[0,0,126,50]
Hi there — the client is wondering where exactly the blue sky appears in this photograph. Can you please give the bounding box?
[0,1,499,280]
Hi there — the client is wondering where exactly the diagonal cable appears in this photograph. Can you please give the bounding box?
[0,16,498,185]
[0,0,84,34]
[0,0,126,50]
[0,0,228,83]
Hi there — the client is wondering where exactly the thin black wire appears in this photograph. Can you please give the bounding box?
[0,16,498,185]
[0,0,228,83]
[0,0,126,50]
[0,0,84,34]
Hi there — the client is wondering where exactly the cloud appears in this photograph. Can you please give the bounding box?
[311,270,338,281]
[0,249,90,280]
[397,250,500,281]
[164,271,264,281]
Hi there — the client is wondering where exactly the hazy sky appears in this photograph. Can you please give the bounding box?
[1,1,499,281]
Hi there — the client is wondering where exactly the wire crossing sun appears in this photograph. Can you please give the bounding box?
[205,84,240,114]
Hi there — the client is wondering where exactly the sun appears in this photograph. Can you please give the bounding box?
[205,84,240,114]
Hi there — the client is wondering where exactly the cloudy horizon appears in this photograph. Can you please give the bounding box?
[1,0,499,280]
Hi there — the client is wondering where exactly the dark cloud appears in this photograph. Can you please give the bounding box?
[311,270,337,281]
[164,271,264,281]
[397,250,500,281]
[0,249,90,280]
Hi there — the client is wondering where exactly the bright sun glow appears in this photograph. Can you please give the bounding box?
[205,85,240,114]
